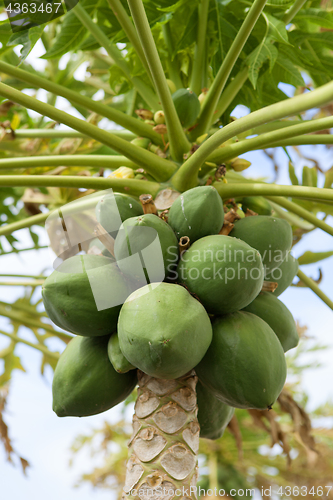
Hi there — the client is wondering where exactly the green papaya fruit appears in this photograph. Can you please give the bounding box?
[130,137,151,149]
[42,255,139,337]
[242,291,299,352]
[114,214,179,283]
[265,252,298,296]
[52,335,137,417]
[118,283,213,379]
[168,186,224,242]
[177,235,264,314]
[96,192,143,238]
[229,216,292,274]
[196,312,287,410]
[108,332,135,373]
[88,238,114,259]
[197,381,234,440]
[172,89,201,128]
[241,196,272,216]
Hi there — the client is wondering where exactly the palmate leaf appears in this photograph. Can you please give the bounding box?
[247,38,278,89]
[7,25,45,63]
[42,0,97,59]
[294,8,333,30]
[272,53,305,87]
[265,13,290,45]
[298,250,333,266]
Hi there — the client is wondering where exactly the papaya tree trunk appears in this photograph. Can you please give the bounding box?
[123,370,199,500]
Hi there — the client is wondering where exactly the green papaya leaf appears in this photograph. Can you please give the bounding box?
[298,251,333,266]
[272,53,305,87]
[264,13,290,45]
[42,0,96,59]
[294,8,333,30]
[247,38,278,89]
[7,26,45,63]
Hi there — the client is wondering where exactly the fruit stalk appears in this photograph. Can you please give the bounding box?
[123,370,199,500]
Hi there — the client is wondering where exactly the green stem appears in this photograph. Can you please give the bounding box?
[0,212,49,237]
[127,0,191,162]
[0,280,45,286]
[265,196,333,238]
[206,115,333,163]
[73,3,159,111]
[106,0,152,80]
[12,129,136,140]
[213,67,249,123]
[0,329,60,360]
[161,23,183,90]
[297,270,333,311]
[172,78,333,190]
[224,170,333,237]
[0,274,45,279]
[214,183,333,204]
[190,0,210,95]
[0,305,72,341]
[0,61,163,145]
[269,135,333,147]
[283,0,307,24]
[195,0,267,137]
[0,300,44,316]
[0,155,137,170]
[0,82,176,181]
[0,245,48,256]
[0,176,160,208]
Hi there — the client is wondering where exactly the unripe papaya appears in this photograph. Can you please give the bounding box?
[108,332,135,373]
[168,186,224,242]
[88,238,114,259]
[130,137,151,149]
[177,235,264,314]
[114,214,179,283]
[166,79,177,94]
[118,283,213,379]
[52,335,137,417]
[197,381,234,440]
[172,89,201,128]
[242,291,299,352]
[241,196,272,216]
[229,216,292,274]
[265,252,298,297]
[42,255,138,337]
[196,312,287,410]
[96,192,143,239]
[154,110,165,125]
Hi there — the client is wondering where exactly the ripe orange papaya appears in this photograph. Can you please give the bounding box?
[229,216,292,274]
[197,381,234,440]
[177,235,264,314]
[196,312,287,410]
[52,335,137,417]
[242,291,299,352]
[42,255,138,337]
[118,283,212,379]
[168,186,224,242]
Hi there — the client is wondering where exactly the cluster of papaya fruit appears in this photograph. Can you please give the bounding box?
[42,185,299,440]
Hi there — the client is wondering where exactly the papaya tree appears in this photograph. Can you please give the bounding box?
[0,0,333,497]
